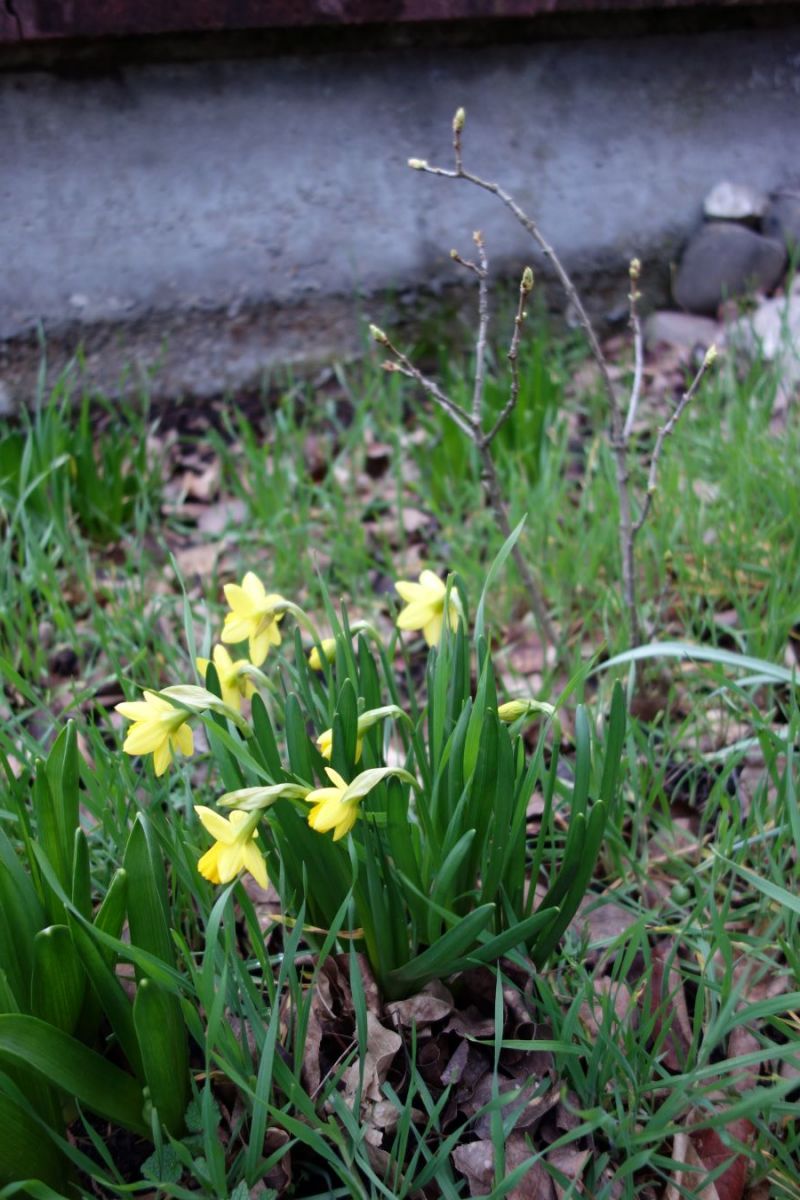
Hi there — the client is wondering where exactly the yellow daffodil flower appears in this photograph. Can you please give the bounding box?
[316,727,363,763]
[305,768,360,841]
[498,699,556,723]
[194,806,268,889]
[196,644,256,713]
[306,765,417,841]
[315,705,406,764]
[221,572,286,666]
[115,691,194,776]
[308,638,336,671]
[395,569,461,646]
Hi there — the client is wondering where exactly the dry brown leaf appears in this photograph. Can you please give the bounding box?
[181,459,221,502]
[197,497,248,535]
[691,1121,753,1200]
[384,980,454,1029]
[546,1146,591,1199]
[648,941,693,1071]
[664,1130,720,1200]
[453,1134,555,1199]
[342,1011,402,1103]
[578,977,636,1041]
[173,542,220,578]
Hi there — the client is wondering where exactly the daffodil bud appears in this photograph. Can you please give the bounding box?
[217,782,311,812]
[498,698,556,724]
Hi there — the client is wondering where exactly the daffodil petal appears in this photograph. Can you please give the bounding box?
[397,601,437,631]
[212,644,234,672]
[123,725,169,755]
[173,723,194,757]
[307,795,347,833]
[152,739,173,776]
[394,581,427,602]
[419,570,446,595]
[116,700,159,721]
[242,841,269,889]
[422,611,444,646]
[324,767,348,789]
[220,681,241,711]
[332,807,358,841]
[195,806,236,843]
[217,843,244,883]
[305,786,343,807]
[221,612,254,644]
[249,628,273,667]
[242,572,268,606]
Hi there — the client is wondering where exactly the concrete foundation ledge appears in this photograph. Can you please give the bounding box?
[2,24,800,406]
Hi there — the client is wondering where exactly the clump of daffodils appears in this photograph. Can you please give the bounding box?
[114,562,575,973]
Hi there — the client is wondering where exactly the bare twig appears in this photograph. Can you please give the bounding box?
[470,232,490,427]
[623,258,644,442]
[369,310,558,648]
[485,266,533,447]
[632,347,718,538]
[453,106,465,174]
[370,324,476,439]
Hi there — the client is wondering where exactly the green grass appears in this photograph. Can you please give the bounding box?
[0,320,798,1197]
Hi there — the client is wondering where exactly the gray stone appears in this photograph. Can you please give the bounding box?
[703,180,768,223]
[727,279,800,385]
[673,223,787,315]
[763,190,800,256]
[644,310,722,352]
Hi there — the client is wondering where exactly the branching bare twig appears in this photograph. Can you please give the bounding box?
[407,110,718,647]
[632,347,717,538]
[485,266,533,447]
[371,313,558,648]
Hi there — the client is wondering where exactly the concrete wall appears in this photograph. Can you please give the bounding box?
[2,24,800,405]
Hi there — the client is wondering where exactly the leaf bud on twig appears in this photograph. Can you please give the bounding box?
[453,107,466,134]
[629,257,642,281]
[521,266,534,294]
[704,344,718,368]
[408,158,428,170]
[369,324,389,345]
